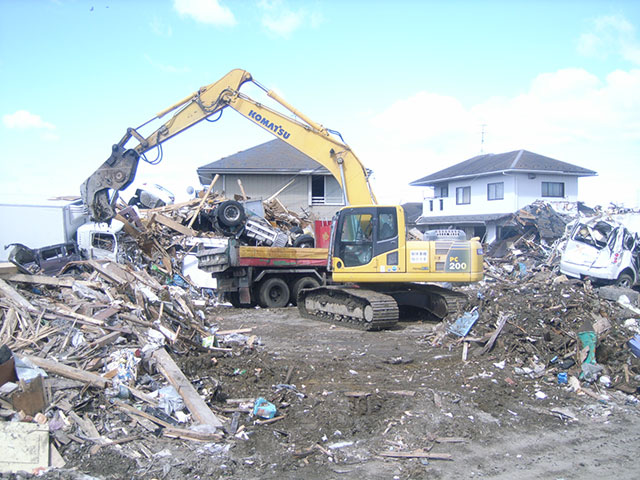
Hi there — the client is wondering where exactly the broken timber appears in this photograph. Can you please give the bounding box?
[152,348,223,427]
[378,450,453,460]
[23,355,109,389]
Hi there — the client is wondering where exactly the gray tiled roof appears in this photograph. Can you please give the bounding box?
[197,139,328,176]
[410,150,597,186]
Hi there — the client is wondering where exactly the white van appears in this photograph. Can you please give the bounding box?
[560,216,640,288]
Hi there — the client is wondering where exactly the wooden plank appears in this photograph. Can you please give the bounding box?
[52,305,106,327]
[152,213,197,237]
[11,375,47,415]
[163,426,223,442]
[237,178,248,201]
[187,174,219,228]
[239,246,328,260]
[143,198,200,216]
[378,450,452,460]
[89,331,121,349]
[0,278,36,311]
[152,348,223,427]
[0,262,18,276]
[3,274,101,289]
[480,314,508,355]
[112,398,173,428]
[23,355,108,388]
[93,306,120,321]
[86,260,128,286]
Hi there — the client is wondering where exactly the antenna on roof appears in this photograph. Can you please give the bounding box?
[480,123,487,153]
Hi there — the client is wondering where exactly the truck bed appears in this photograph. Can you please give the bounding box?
[237,246,328,267]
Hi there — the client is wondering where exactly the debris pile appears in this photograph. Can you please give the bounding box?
[0,259,283,474]
[487,201,573,268]
[435,269,640,400]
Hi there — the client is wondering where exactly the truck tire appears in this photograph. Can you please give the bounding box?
[291,276,320,306]
[258,277,290,308]
[217,200,245,227]
[293,234,315,248]
[615,272,634,288]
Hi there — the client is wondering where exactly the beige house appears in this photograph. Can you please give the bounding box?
[197,139,345,220]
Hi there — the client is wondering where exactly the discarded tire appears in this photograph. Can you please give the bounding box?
[217,200,245,227]
[293,234,315,248]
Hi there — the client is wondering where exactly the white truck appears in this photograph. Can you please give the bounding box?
[1,198,126,273]
[0,198,88,261]
[560,214,640,288]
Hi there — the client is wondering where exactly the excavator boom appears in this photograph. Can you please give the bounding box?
[81,69,374,222]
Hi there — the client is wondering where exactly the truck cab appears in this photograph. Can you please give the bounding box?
[76,220,125,262]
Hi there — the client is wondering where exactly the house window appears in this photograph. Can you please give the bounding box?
[542,181,564,198]
[487,182,504,201]
[310,175,344,205]
[434,185,448,198]
[456,186,470,205]
[429,200,433,212]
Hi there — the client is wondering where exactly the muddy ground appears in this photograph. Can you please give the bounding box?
[20,302,640,480]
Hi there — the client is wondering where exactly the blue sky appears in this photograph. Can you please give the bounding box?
[1,0,639,208]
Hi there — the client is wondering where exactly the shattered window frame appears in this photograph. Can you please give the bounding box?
[541,181,564,198]
[487,182,504,201]
[456,186,470,205]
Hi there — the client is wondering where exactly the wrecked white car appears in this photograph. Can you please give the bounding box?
[560,216,640,287]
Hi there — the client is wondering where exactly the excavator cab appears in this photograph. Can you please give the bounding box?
[330,206,403,273]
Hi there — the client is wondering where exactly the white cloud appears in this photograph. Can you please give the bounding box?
[3,110,55,130]
[258,0,322,38]
[150,16,173,37]
[173,0,236,27]
[371,92,474,144]
[578,14,640,65]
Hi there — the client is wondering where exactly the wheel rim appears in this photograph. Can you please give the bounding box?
[270,286,284,301]
[224,205,241,222]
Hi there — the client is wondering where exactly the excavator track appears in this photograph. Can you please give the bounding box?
[380,283,467,320]
[297,286,399,331]
[297,284,468,331]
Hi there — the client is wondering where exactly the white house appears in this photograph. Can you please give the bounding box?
[410,150,597,243]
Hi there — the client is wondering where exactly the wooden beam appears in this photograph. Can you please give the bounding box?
[3,274,101,290]
[163,426,223,442]
[237,178,248,201]
[378,450,452,460]
[0,278,36,312]
[0,262,18,275]
[187,174,219,229]
[152,213,197,237]
[152,348,223,427]
[23,355,108,389]
[480,314,508,355]
[111,399,173,428]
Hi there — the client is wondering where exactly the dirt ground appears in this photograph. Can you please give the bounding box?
[21,302,640,480]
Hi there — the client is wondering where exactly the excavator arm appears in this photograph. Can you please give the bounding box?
[81,68,375,222]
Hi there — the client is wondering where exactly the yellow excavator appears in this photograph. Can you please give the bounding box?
[82,68,483,330]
